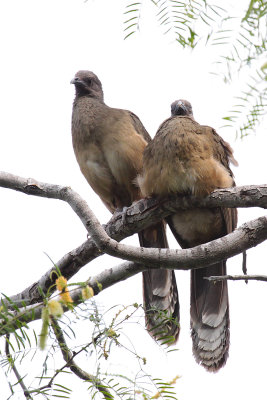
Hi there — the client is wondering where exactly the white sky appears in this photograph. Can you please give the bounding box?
[0,0,267,399]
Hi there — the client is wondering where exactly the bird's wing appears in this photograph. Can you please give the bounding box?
[201,126,238,172]
[128,111,152,142]
[201,125,238,232]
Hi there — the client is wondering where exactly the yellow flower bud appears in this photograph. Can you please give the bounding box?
[107,329,117,338]
[48,300,63,318]
[56,276,67,291]
[56,276,73,305]
[60,291,73,304]
[82,286,94,300]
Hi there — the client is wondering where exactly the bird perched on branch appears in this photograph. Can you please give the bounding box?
[138,99,238,371]
[71,70,180,342]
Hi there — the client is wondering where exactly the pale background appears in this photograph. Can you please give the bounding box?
[0,0,267,399]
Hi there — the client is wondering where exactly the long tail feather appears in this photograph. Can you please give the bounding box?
[190,261,229,371]
[139,222,180,343]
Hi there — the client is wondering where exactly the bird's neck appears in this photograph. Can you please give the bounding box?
[75,89,104,103]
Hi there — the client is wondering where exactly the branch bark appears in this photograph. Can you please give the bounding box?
[1,216,267,334]
[86,215,267,270]
[0,262,144,336]
[206,274,267,282]
[1,171,267,319]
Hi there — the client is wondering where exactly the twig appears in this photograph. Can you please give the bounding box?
[51,317,114,399]
[205,274,267,282]
[33,336,104,395]
[5,333,33,400]
[242,251,248,283]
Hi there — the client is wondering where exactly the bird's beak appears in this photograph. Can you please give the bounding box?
[171,100,188,116]
[70,77,81,85]
[177,102,186,113]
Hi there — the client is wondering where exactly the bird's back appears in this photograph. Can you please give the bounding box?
[139,116,234,197]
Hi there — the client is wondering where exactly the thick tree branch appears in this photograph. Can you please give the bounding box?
[88,215,267,270]
[5,257,144,311]
[1,172,267,212]
[1,212,267,335]
[1,171,267,314]
[0,262,144,336]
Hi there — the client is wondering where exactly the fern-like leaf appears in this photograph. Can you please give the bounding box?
[123,2,142,39]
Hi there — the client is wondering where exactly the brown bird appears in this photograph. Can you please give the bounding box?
[138,99,238,371]
[71,70,180,342]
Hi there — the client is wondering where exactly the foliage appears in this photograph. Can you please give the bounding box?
[124,0,267,137]
[0,295,179,400]
[221,68,267,138]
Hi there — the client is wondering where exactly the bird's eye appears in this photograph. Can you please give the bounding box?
[85,78,92,86]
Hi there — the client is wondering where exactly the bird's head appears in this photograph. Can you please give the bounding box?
[171,99,193,117]
[71,70,104,101]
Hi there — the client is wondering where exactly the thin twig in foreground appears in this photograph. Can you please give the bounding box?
[5,333,33,400]
[51,317,114,400]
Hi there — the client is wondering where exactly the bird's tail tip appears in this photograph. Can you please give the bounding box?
[191,323,230,372]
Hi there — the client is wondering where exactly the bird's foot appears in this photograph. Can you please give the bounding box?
[118,206,128,227]
[113,206,128,228]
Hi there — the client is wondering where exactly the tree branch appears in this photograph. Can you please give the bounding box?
[1,172,267,231]
[5,333,33,399]
[0,262,144,336]
[206,275,267,282]
[88,214,267,270]
[1,211,267,335]
[1,171,267,319]
[51,317,114,399]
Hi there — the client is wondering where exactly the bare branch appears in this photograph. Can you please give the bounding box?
[0,262,144,335]
[1,173,267,233]
[89,215,267,270]
[1,171,267,318]
[2,211,267,334]
[0,172,163,308]
[5,257,143,310]
[206,275,267,282]
[6,211,267,317]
